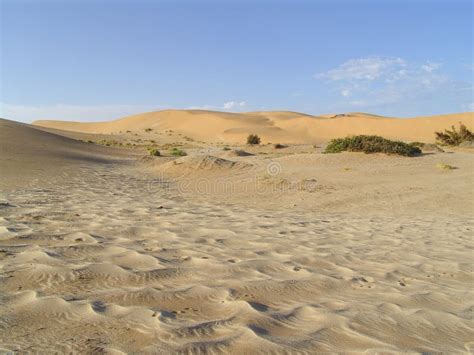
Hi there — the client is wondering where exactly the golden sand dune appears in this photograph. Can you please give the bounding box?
[34,109,474,143]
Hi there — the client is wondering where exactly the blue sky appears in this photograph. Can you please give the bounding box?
[1,0,472,122]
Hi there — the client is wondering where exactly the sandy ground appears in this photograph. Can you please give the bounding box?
[1,116,473,353]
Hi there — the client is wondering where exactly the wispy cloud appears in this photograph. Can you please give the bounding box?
[314,56,472,112]
[316,56,407,82]
[421,61,441,73]
[340,89,351,97]
[463,102,474,111]
[223,101,246,110]
[0,103,162,123]
[189,100,247,112]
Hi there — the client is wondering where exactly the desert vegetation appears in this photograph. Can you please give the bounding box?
[436,163,457,170]
[325,135,421,156]
[96,139,123,147]
[170,147,187,156]
[435,122,473,146]
[147,147,161,156]
[247,134,261,145]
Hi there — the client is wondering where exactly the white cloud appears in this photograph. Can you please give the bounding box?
[314,56,470,112]
[188,100,247,112]
[316,56,406,82]
[223,101,246,110]
[186,100,248,112]
[0,103,162,123]
[341,89,351,97]
[421,61,441,73]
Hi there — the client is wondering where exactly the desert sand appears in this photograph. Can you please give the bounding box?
[1,111,473,353]
[34,110,474,144]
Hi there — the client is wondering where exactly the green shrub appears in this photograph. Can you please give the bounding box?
[97,139,121,147]
[170,147,187,156]
[147,147,161,156]
[435,122,474,146]
[325,135,421,156]
[247,134,261,145]
[436,163,456,170]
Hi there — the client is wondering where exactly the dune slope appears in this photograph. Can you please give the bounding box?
[34,110,474,143]
[0,118,132,191]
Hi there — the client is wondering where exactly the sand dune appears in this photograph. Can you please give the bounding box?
[0,119,136,192]
[34,109,474,143]
[1,117,473,352]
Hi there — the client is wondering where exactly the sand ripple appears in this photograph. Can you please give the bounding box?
[1,165,473,353]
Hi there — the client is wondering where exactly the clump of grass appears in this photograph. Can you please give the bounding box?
[435,122,473,146]
[247,134,261,145]
[325,135,421,156]
[147,147,161,156]
[274,143,287,149]
[223,146,231,151]
[145,128,153,132]
[97,139,122,147]
[436,163,456,170]
[170,147,187,156]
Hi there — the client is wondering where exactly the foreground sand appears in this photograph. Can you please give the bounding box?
[1,118,473,353]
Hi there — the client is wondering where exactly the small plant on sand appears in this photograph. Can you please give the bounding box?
[247,134,261,145]
[145,128,153,132]
[147,147,161,156]
[97,139,122,147]
[435,122,474,146]
[325,135,421,156]
[170,147,187,156]
[436,163,456,170]
[274,143,287,149]
[223,146,231,151]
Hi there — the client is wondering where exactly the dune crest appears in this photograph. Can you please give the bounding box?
[34,110,474,143]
